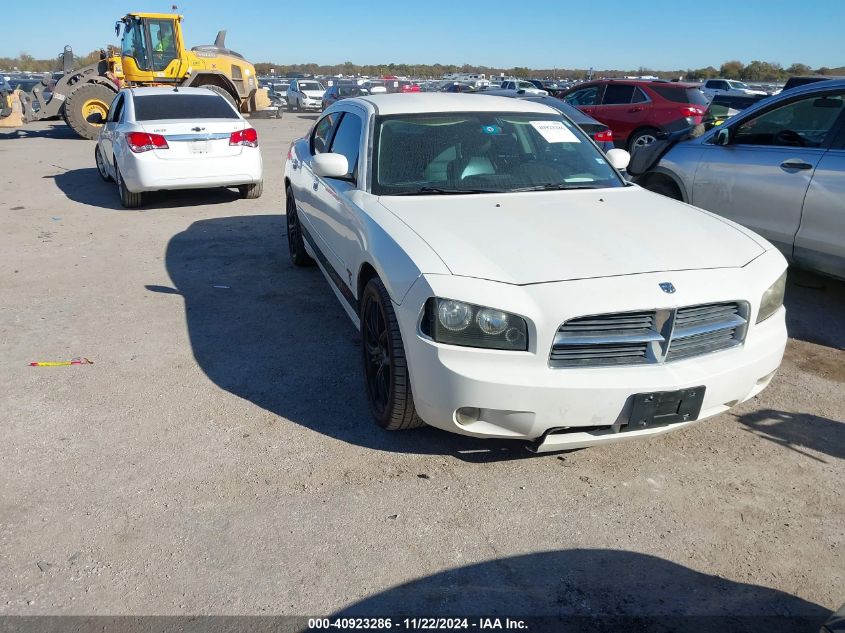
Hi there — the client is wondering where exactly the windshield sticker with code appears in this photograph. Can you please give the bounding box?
[530,120,581,143]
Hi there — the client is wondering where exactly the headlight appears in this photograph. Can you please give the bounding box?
[422,298,528,351]
[756,270,786,324]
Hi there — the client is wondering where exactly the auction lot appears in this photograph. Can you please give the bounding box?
[1,117,843,623]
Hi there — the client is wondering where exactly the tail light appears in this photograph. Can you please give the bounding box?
[126,132,168,153]
[230,127,258,147]
[593,129,613,143]
[680,106,705,117]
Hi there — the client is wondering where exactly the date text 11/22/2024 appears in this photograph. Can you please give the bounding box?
[307,618,528,630]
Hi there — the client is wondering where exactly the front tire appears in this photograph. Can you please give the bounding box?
[115,161,142,208]
[285,186,314,267]
[360,277,424,431]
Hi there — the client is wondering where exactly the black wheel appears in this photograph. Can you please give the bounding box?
[643,176,682,200]
[115,161,142,208]
[200,84,238,109]
[360,277,424,431]
[94,145,112,182]
[285,186,314,267]
[628,127,661,152]
[238,181,263,199]
[64,83,117,140]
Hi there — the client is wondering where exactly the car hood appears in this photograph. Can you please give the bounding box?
[376,187,766,285]
[301,90,323,98]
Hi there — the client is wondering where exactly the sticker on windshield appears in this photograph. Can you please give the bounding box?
[530,120,580,143]
[482,124,501,135]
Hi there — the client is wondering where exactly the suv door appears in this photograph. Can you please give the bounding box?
[594,84,651,143]
[794,97,845,276]
[692,90,845,256]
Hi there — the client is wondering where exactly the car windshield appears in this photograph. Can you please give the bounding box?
[133,94,239,120]
[372,112,625,195]
[299,82,323,91]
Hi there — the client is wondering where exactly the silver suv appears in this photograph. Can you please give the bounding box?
[639,79,845,279]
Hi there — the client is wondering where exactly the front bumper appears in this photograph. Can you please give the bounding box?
[299,99,322,110]
[397,251,787,448]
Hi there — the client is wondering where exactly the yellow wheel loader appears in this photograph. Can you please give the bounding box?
[18,13,259,140]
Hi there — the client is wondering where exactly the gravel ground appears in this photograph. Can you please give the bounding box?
[0,118,842,626]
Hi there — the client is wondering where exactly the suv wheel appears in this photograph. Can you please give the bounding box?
[628,127,660,151]
[360,277,424,431]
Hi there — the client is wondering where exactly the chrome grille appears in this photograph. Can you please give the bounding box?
[550,302,748,368]
[666,302,746,362]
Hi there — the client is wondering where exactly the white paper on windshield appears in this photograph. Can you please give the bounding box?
[530,120,580,143]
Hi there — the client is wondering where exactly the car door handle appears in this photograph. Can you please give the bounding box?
[312,179,319,191]
[629,106,644,112]
[780,159,813,170]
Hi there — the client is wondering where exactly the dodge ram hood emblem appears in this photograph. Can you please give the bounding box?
[659,282,676,294]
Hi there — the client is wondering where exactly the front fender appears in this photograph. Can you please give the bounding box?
[353,195,451,305]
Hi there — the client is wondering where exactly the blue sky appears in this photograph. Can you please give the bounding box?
[4,0,842,69]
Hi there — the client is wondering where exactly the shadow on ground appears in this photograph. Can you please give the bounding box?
[47,168,243,210]
[784,267,845,350]
[736,409,844,462]
[333,549,830,632]
[0,122,79,140]
[159,214,536,460]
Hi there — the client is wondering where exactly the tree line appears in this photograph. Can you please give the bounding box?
[3,51,843,82]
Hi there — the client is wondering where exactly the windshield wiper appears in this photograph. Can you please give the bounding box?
[511,183,602,192]
[389,187,502,196]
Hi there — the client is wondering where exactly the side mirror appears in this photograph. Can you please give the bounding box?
[312,153,349,179]
[606,148,630,171]
[713,127,730,146]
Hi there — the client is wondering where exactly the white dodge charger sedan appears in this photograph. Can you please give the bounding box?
[283,94,788,452]
[95,87,263,208]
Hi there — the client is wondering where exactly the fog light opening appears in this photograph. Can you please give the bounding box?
[757,369,778,386]
[455,407,481,426]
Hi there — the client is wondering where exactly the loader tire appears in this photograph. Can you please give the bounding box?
[65,83,116,140]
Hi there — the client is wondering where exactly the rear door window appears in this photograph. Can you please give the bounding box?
[133,94,238,120]
[602,85,636,104]
[108,94,125,123]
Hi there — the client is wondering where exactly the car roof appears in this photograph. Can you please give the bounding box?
[355,93,558,115]
[574,79,700,89]
[127,86,224,97]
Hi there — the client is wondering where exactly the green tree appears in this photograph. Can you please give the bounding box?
[720,60,744,79]
[786,63,812,76]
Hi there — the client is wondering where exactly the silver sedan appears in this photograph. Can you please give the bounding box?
[638,79,845,279]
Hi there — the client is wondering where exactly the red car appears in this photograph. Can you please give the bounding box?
[560,79,708,150]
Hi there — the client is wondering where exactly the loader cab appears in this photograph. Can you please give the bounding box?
[118,14,182,78]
